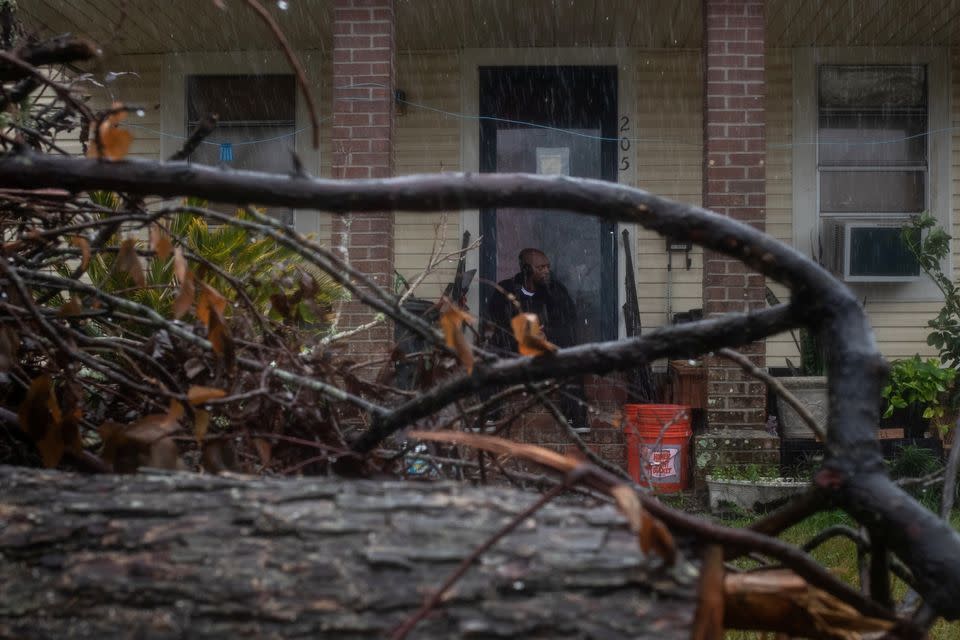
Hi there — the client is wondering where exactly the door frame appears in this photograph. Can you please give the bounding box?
[459,48,639,340]
[477,65,619,342]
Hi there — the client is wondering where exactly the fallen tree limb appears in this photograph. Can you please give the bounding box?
[0,465,695,639]
[3,155,960,621]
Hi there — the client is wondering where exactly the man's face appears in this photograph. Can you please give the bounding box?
[525,253,551,287]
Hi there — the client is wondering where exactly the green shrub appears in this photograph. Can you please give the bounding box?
[881,356,956,421]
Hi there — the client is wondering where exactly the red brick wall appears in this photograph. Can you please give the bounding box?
[509,375,629,469]
[702,0,767,429]
[331,0,395,354]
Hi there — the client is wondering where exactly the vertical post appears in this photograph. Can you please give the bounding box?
[331,0,396,355]
[702,0,767,431]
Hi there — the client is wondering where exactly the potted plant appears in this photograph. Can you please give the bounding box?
[881,356,956,439]
[706,463,809,513]
[767,288,828,439]
[902,214,960,446]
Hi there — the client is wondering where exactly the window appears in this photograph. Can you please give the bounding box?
[186,74,296,220]
[817,65,927,218]
[793,50,948,300]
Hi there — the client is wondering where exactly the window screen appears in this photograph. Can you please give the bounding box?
[848,226,920,278]
[817,65,927,216]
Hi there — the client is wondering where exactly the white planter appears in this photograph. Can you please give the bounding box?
[775,376,828,440]
[706,476,808,513]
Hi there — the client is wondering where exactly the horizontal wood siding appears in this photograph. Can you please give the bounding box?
[632,50,704,330]
[765,48,799,367]
[393,50,462,301]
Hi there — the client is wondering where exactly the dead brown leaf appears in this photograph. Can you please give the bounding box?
[193,409,210,443]
[609,483,676,565]
[173,246,189,282]
[58,296,83,317]
[86,102,133,161]
[439,297,475,374]
[70,236,91,275]
[99,400,184,472]
[510,313,558,357]
[124,411,181,445]
[17,376,65,468]
[116,237,146,287]
[187,385,226,406]
[59,382,84,455]
[149,223,173,261]
[253,437,272,466]
[207,304,234,368]
[173,269,195,319]
[197,282,228,329]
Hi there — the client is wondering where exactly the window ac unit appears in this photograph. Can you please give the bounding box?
[821,219,921,283]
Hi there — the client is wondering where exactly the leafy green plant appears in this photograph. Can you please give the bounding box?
[64,194,344,330]
[887,444,942,480]
[881,356,956,420]
[904,214,960,369]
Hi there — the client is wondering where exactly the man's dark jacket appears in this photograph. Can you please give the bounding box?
[486,273,577,353]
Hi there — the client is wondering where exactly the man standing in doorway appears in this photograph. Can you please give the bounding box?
[486,248,586,428]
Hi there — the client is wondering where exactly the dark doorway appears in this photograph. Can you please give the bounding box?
[479,66,618,343]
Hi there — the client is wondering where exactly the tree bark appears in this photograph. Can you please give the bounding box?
[0,466,694,639]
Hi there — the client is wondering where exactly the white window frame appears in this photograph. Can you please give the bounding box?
[459,47,639,339]
[160,51,323,236]
[792,47,951,301]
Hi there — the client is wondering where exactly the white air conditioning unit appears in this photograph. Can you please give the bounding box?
[821,219,921,283]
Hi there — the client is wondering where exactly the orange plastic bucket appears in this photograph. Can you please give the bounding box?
[623,404,692,492]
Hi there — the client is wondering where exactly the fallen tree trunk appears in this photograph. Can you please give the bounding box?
[0,466,695,639]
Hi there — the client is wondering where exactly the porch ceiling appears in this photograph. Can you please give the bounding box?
[20,0,702,54]
[768,0,960,47]
[17,0,960,56]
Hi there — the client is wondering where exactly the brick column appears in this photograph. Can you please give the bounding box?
[332,0,395,354]
[702,0,767,430]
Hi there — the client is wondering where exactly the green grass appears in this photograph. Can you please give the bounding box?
[721,509,960,639]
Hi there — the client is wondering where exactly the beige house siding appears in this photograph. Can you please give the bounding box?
[631,50,704,331]
[766,47,799,367]
[52,46,955,362]
[393,50,463,300]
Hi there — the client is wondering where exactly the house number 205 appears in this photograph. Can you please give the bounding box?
[619,116,631,171]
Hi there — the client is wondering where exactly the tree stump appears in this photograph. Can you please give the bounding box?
[0,466,696,638]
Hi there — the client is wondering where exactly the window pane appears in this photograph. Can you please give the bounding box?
[187,75,295,123]
[819,65,926,110]
[820,170,925,213]
[818,113,926,166]
[848,226,920,278]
